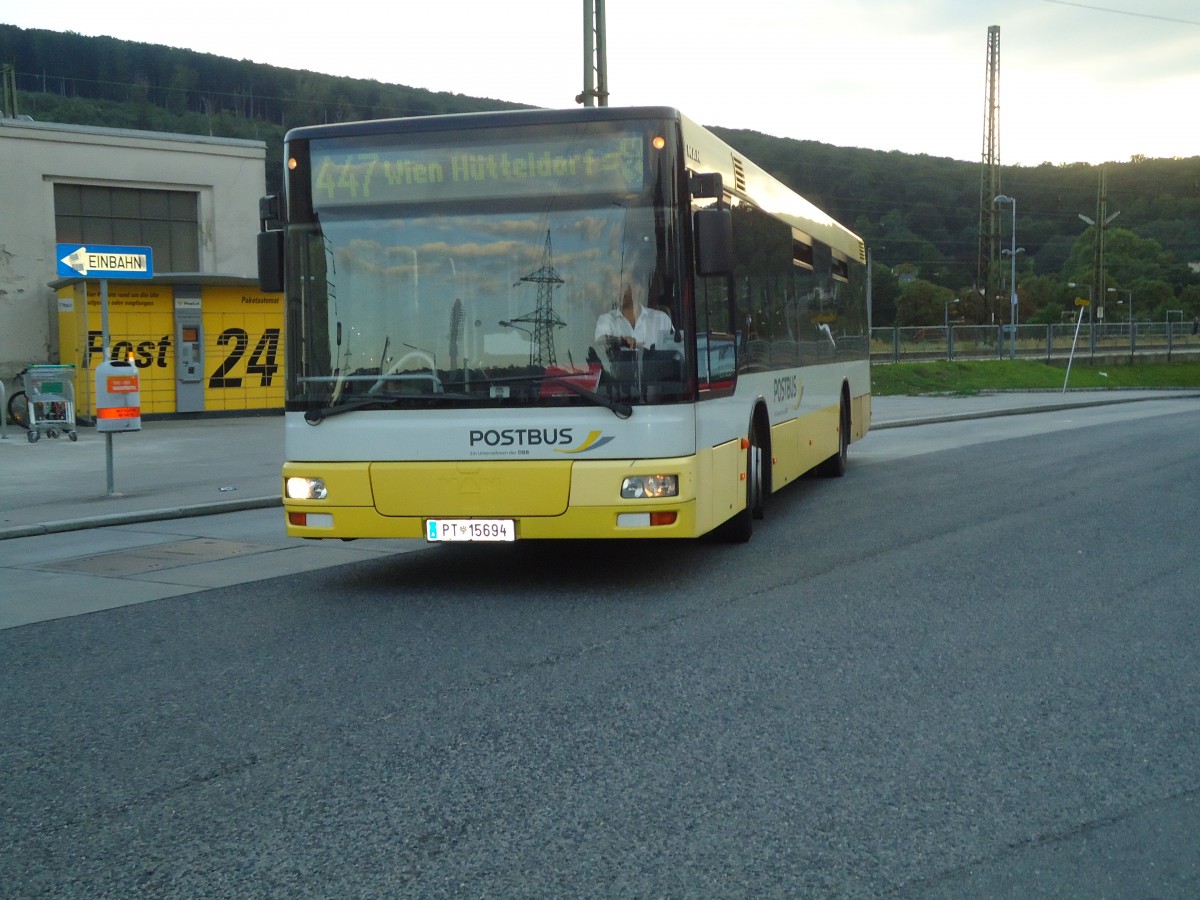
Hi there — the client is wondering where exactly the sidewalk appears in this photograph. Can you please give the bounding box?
[3,390,1198,540]
[0,414,283,539]
[869,388,1200,429]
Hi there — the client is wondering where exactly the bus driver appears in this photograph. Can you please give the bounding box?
[594,277,675,354]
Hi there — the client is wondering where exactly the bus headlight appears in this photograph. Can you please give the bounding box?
[286,476,328,500]
[621,474,678,499]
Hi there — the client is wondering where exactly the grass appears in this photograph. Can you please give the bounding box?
[870,358,1200,396]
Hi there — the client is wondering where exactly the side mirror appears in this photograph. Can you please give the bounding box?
[259,194,281,225]
[694,207,733,276]
[689,172,724,199]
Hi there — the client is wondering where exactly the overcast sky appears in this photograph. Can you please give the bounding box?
[5,0,1198,165]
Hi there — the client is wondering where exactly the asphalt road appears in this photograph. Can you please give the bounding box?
[3,402,1199,897]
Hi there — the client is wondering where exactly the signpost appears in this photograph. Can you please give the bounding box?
[57,244,154,494]
[1063,298,1090,393]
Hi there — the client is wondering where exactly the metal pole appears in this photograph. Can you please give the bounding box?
[1009,198,1017,359]
[594,0,607,107]
[100,278,110,359]
[581,1,595,107]
[945,302,951,361]
[100,277,117,495]
[580,0,608,107]
[106,433,115,495]
[1129,293,1135,356]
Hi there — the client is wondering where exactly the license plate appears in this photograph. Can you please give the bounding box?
[426,519,516,542]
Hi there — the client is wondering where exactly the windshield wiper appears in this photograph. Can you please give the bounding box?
[303,392,468,424]
[541,375,632,419]
[305,379,631,423]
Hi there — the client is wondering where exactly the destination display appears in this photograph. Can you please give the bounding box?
[309,132,646,206]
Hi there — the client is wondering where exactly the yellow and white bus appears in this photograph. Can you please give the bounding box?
[258,106,870,543]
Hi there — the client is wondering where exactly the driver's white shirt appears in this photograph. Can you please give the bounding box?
[594,305,674,349]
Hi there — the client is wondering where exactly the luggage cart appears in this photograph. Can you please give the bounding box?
[25,364,77,443]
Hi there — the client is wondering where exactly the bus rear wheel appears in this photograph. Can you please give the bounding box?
[817,392,850,478]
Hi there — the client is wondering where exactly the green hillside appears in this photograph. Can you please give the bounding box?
[3,23,1198,326]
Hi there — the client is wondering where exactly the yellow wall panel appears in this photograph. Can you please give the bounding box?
[200,286,285,412]
[56,281,283,416]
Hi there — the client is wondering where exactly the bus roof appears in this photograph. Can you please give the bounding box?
[285,106,865,264]
[282,105,686,142]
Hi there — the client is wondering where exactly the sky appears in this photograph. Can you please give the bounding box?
[5,0,1199,165]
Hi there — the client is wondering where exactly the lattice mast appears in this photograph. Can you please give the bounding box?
[577,0,609,107]
[1,64,18,118]
[977,25,1002,323]
[511,230,566,366]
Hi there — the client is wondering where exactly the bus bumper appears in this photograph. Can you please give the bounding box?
[281,454,727,541]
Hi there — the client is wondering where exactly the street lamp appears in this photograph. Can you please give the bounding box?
[944,297,960,330]
[994,194,1019,358]
[944,297,960,360]
[499,320,535,365]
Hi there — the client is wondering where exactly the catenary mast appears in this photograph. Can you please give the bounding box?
[977,25,1002,323]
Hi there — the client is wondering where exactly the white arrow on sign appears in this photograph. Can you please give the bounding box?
[61,247,89,276]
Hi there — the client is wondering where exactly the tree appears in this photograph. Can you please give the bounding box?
[870,263,900,327]
[895,279,954,326]
[1134,280,1181,321]
[1063,226,1173,289]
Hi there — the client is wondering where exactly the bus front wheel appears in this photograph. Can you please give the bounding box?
[716,421,763,543]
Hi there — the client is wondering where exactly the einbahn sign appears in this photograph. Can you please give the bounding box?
[57,244,154,280]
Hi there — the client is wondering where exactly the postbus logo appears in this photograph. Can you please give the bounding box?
[773,375,803,409]
[466,427,613,453]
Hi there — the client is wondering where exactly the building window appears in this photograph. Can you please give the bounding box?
[54,185,199,272]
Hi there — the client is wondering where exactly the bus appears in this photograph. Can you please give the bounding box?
[258,106,870,544]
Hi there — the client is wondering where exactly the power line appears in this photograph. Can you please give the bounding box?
[1043,0,1200,26]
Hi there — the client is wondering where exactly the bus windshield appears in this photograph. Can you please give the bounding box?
[286,120,688,412]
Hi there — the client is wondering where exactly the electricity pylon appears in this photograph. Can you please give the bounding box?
[510,230,566,367]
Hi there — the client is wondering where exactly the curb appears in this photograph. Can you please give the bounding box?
[0,496,281,541]
[871,391,1200,430]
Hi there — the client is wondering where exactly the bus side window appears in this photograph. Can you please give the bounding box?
[697,332,736,389]
[694,207,733,276]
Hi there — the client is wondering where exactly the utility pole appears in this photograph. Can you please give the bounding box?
[577,0,609,107]
[1,64,18,118]
[977,25,1002,325]
[1078,169,1120,354]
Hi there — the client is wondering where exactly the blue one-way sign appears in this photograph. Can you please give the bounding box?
[57,244,155,280]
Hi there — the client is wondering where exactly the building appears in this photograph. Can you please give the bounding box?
[1,117,282,415]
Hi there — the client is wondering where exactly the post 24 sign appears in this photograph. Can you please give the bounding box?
[59,283,285,414]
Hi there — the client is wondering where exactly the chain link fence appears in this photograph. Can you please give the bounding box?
[871,321,1200,363]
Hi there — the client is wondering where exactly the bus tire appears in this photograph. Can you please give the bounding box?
[749,421,766,519]
[817,391,850,478]
[715,420,763,543]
